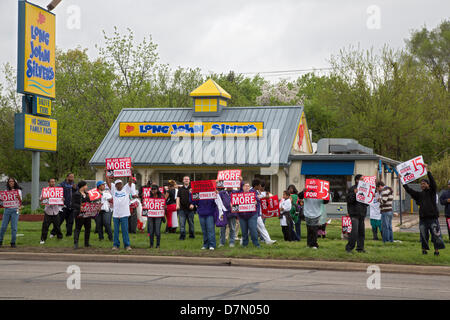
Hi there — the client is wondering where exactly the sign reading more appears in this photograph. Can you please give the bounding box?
[216,170,241,188]
[106,157,132,177]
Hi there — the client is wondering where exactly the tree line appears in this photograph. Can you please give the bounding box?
[0,21,448,188]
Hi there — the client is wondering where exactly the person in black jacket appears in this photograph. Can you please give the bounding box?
[403,167,445,255]
[72,181,91,249]
[345,174,368,253]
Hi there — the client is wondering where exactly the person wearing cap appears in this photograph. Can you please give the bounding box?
[403,165,445,256]
[95,181,113,241]
[439,179,450,242]
[72,181,92,249]
[105,174,132,251]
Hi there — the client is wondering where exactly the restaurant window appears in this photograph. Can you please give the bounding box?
[305,175,352,202]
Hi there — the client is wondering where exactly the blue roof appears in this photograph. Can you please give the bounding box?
[89,106,304,167]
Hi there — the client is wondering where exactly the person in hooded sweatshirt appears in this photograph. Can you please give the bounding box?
[192,189,218,251]
[403,166,445,256]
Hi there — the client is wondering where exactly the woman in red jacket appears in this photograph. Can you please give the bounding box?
[165,180,178,233]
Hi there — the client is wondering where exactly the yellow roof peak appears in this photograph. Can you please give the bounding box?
[190,79,231,99]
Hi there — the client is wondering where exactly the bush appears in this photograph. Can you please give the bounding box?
[22,193,32,206]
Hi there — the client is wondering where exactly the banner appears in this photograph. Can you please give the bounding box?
[142,198,165,217]
[191,180,217,200]
[216,170,241,188]
[356,180,373,205]
[231,192,256,213]
[304,179,330,200]
[396,155,427,185]
[0,190,22,208]
[41,187,63,205]
[106,157,132,177]
[342,216,352,234]
[80,202,102,218]
[88,189,102,201]
[260,195,280,218]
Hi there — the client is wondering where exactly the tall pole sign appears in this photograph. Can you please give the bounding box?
[15,1,57,211]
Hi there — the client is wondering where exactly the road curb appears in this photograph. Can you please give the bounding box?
[1,252,449,276]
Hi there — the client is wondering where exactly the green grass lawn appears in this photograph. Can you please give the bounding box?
[1,217,449,266]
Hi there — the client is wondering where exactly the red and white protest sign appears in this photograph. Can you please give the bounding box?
[80,202,102,218]
[106,157,132,177]
[356,180,373,205]
[260,195,280,218]
[396,155,427,185]
[361,175,376,204]
[304,179,330,200]
[88,189,102,201]
[41,187,64,205]
[231,192,256,213]
[0,190,21,208]
[191,180,217,200]
[159,187,165,194]
[142,198,166,217]
[217,170,241,188]
[342,216,352,234]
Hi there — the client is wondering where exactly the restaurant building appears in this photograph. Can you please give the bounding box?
[90,79,404,216]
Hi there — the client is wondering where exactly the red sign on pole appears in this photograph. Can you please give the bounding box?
[0,190,21,208]
[106,157,132,177]
[304,179,330,200]
[41,187,64,205]
[342,216,352,234]
[191,180,217,200]
[142,198,166,217]
[217,170,241,188]
[231,192,256,213]
[88,189,102,202]
[260,195,280,218]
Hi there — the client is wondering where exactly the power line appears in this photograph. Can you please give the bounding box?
[241,67,332,75]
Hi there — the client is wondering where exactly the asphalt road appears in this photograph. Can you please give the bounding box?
[0,259,449,300]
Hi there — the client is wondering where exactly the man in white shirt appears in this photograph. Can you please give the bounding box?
[106,176,132,251]
[370,189,382,241]
[40,178,63,244]
[96,181,113,241]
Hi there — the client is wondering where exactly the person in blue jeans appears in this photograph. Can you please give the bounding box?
[0,177,22,248]
[192,195,217,250]
[378,181,394,243]
[238,182,260,248]
[176,176,196,240]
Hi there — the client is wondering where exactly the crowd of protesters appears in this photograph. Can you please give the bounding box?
[0,167,448,256]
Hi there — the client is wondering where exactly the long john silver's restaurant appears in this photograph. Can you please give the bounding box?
[89,79,405,217]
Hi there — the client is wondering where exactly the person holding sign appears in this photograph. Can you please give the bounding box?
[40,178,63,244]
[191,181,218,250]
[0,178,22,248]
[345,175,368,253]
[106,175,133,251]
[96,181,113,241]
[165,180,178,234]
[145,185,166,249]
[279,191,294,241]
[218,186,238,248]
[235,182,260,248]
[438,180,450,242]
[402,166,445,256]
[72,181,92,249]
[51,173,77,238]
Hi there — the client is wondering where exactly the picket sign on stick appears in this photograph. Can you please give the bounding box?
[342,216,352,234]
[304,179,330,200]
[80,202,102,218]
[260,195,280,218]
[361,175,376,204]
[396,155,427,185]
[356,180,373,205]
[88,189,102,201]
[191,180,217,200]
[231,192,256,213]
[216,170,241,188]
[105,157,132,177]
[0,190,22,208]
[41,187,64,205]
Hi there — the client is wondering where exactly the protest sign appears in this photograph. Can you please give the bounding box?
[304,179,330,200]
[231,192,256,213]
[342,216,352,234]
[0,190,21,208]
[80,202,102,218]
[88,189,102,202]
[191,180,217,200]
[41,187,64,205]
[260,195,280,218]
[356,180,373,205]
[396,155,427,185]
[106,157,132,177]
[142,198,165,217]
[216,170,241,188]
[361,175,376,204]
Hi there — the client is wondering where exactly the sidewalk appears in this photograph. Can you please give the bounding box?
[1,251,449,276]
[365,213,419,232]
